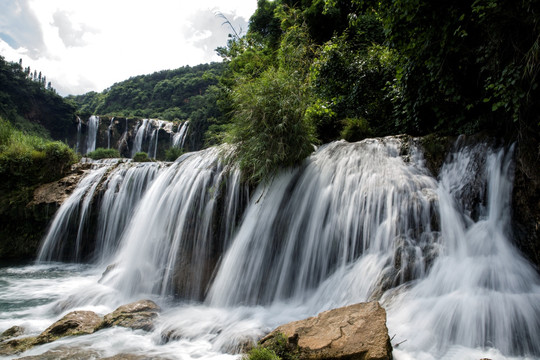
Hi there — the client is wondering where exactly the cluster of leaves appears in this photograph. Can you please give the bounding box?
[86,147,120,160]
[355,0,540,136]
[132,151,151,162]
[0,118,77,191]
[0,56,76,140]
[243,333,298,360]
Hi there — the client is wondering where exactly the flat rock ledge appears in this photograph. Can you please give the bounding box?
[0,300,160,356]
[260,301,393,360]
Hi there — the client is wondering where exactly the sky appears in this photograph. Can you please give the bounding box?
[0,0,257,96]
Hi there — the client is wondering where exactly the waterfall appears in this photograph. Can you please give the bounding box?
[75,116,82,153]
[38,165,110,262]
[100,145,247,300]
[118,118,129,154]
[131,119,150,157]
[94,162,164,263]
[386,142,540,358]
[38,160,165,263]
[86,115,100,154]
[208,138,439,306]
[147,120,163,159]
[29,137,540,359]
[172,121,189,149]
[107,117,114,149]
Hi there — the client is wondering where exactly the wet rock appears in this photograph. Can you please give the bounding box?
[35,310,102,345]
[99,300,161,331]
[29,164,90,207]
[15,346,101,359]
[1,325,25,340]
[101,353,173,360]
[0,336,37,356]
[261,302,392,360]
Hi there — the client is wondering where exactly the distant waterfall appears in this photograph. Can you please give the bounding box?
[86,115,100,154]
[148,120,163,159]
[131,119,150,157]
[75,116,82,154]
[172,121,189,149]
[107,117,114,149]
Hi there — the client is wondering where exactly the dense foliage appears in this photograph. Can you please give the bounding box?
[86,147,120,160]
[211,0,539,183]
[0,56,76,140]
[68,63,224,121]
[0,117,77,190]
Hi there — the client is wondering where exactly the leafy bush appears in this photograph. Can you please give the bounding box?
[0,117,76,190]
[229,66,316,184]
[132,151,150,162]
[86,147,121,160]
[340,117,372,142]
[243,347,280,360]
[164,147,184,161]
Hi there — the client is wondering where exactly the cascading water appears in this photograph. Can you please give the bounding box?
[37,164,110,262]
[172,121,189,149]
[2,137,539,360]
[75,116,82,154]
[85,115,100,154]
[107,117,114,149]
[101,145,247,300]
[38,160,165,263]
[147,120,163,159]
[131,118,150,157]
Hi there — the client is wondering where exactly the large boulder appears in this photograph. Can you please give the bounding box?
[260,302,392,360]
[35,310,102,344]
[99,299,161,331]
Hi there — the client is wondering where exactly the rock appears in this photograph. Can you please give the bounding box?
[1,325,25,340]
[0,336,37,356]
[29,164,90,207]
[101,353,173,360]
[99,300,161,331]
[15,346,101,360]
[260,302,392,360]
[35,310,102,345]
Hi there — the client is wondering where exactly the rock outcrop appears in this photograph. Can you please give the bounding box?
[99,299,161,331]
[35,310,102,344]
[261,302,392,360]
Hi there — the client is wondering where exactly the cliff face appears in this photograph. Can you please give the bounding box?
[0,164,89,260]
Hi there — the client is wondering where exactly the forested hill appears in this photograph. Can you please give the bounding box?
[0,55,75,140]
[67,62,225,121]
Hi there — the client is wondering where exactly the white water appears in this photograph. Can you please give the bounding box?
[2,137,539,360]
[172,121,189,149]
[85,115,100,154]
[148,120,164,159]
[131,119,150,157]
[75,116,82,154]
[107,117,114,149]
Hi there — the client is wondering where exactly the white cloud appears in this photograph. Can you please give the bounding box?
[0,0,257,96]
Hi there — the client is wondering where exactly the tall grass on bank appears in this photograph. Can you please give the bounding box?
[0,117,77,190]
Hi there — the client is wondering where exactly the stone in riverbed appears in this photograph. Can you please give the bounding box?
[99,299,161,331]
[0,325,25,340]
[260,301,392,360]
[35,310,103,344]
